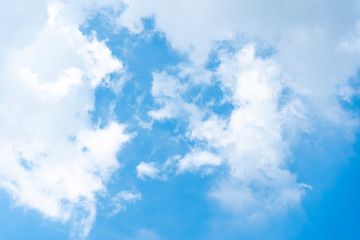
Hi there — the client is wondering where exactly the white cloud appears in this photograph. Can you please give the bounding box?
[0,0,48,60]
[148,72,192,120]
[136,162,160,179]
[117,0,360,123]
[149,44,311,216]
[148,71,203,125]
[2,0,360,236]
[177,150,222,173]
[0,1,131,238]
[19,67,83,100]
[108,190,142,216]
[114,0,360,217]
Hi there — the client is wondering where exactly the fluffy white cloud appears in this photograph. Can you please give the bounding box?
[118,0,360,121]
[177,150,222,173]
[117,0,360,216]
[0,1,131,238]
[148,71,199,120]
[148,44,311,216]
[2,0,360,237]
[136,158,176,180]
[136,162,160,179]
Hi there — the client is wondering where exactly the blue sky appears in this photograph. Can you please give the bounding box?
[0,1,360,239]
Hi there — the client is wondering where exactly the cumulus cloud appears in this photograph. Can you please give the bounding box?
[136,158,176,180]
[0,1,131,238]
[114,0,360,217]
[118,0,360,121]
[136,162,160,179]
[177,150,222,173]
[149,44,310,215]
[2,0,360,237]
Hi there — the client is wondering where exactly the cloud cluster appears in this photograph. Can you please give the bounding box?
[117,0,359,215]
[147,45,310,215]
[0,1,131,238]
[2,0,360,238]
[117,0,360,127]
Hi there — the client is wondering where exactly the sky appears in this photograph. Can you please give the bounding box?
[0,0,360,239]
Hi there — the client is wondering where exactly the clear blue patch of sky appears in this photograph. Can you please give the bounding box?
[90,173,218,240]
[293,131,360,240]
